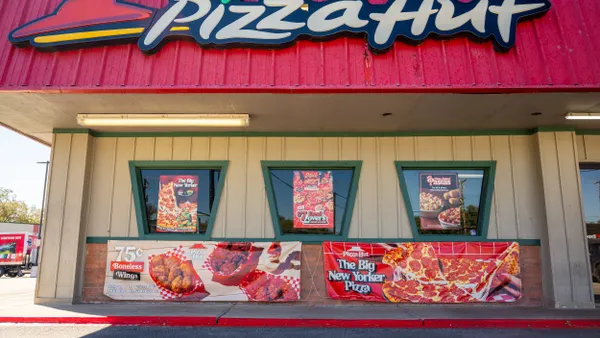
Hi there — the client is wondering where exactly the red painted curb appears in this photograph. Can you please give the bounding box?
[423,319,600,329]
[217,318,423,328]
[0,316,599,328]
[565,320,600,329]
[0,316,217,326]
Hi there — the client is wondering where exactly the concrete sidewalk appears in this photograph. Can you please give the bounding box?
[0,302,599,328]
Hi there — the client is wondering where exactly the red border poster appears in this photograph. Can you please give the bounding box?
[323,242,521,303]
[293,171,334,229]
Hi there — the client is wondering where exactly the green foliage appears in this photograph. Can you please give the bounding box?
[0,188,41,224]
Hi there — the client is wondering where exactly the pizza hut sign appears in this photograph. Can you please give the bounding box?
[9,0,551,53]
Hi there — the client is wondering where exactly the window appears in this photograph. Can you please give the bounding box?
[262,161,362,241]
[129,161,228,239]
[395,161,496,241]
[579,163,600,296]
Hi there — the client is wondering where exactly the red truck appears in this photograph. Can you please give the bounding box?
[0,233,38,278]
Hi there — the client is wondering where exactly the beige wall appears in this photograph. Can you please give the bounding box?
[538,132,594,308]
[84,135,545,240]
[36,133,93,303]
[577,134,600,162]
[37,132,597,308]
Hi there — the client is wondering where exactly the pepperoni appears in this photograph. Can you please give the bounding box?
[423,290,438,298]
[409,260,422,272]
[410,249,423,260]
[425,269,438,279]
[408,295,421,302]
[399,260,408,269]
[422,284,435,292]
[404,287,419,294]
[406,280,420,288]
[451,287,465,297]
[427,247,436,257]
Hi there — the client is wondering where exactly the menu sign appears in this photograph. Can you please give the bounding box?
[419,173,461,231]
[104,241,302,302]
[157,175,199,233]
[323,241,522,303]
[293,171,334,229]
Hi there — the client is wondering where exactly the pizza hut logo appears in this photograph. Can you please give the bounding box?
[344,246,369,258]
[8,0,551,54]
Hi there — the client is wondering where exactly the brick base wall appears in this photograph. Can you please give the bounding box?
[83,243,544,306]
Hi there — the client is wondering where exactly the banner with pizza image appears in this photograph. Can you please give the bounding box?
[157,175,199,233]
[293,171,334,229]
[323,241,521,303]
[104,240,301,302]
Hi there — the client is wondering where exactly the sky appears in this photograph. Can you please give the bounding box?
[580,169,600,223]
[0,127,50,208]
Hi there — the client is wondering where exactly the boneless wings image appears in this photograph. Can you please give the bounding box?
[150,254,203,294]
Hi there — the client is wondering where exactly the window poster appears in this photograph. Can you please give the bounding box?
[419,173,462,231]
[157,175,199,233]
[293,171,334,229]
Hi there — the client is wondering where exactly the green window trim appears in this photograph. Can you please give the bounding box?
[395,161,497,242]
[261,160,362,243]
[85,236,540,246]
[129,160,229,240]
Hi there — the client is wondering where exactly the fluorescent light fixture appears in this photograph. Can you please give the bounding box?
[565,112,600,120]
[77,114,250,127]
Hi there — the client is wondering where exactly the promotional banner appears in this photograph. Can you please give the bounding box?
[419,173,462,231]
[0,234,25,265]
[293,171,334,229]
[324,242,520,303]
[104,241,301,302]
[157,175,199,233]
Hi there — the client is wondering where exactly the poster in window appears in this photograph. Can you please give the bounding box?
[293,171,334,229]
[157,175,199,233]
[419,173,462,231]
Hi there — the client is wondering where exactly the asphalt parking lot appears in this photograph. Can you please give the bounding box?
[0,325,599,338]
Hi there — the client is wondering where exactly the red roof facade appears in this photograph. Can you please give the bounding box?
[0,0,599,93]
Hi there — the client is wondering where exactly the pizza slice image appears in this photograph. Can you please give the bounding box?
[440,258,500,298]
[488,242,521,298]
[440,242,521,301]
[382,242,446,284]
[382,279,477,303]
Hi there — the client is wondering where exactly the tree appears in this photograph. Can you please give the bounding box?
[0,188,41,224]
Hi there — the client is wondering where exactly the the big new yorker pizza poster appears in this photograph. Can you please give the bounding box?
[324,242,521,303]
